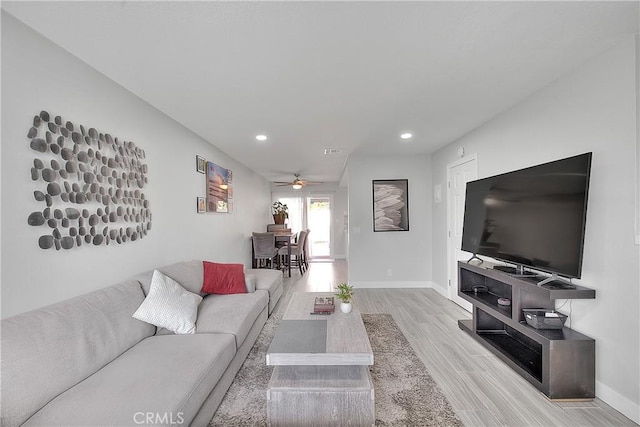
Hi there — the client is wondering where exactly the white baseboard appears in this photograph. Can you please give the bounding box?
[350,281,450,298]
[351,281,430,289]
[596,381,640,424]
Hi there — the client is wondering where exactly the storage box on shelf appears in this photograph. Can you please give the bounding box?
[457,261,596,400]
[523,309,568,330]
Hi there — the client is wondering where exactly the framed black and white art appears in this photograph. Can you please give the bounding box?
[372,179,409,232]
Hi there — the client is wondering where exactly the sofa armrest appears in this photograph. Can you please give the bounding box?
[245,274,256,293]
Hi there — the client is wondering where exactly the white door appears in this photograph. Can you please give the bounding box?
[447,155,478,311]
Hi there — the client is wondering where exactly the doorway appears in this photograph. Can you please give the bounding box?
[447,154,478,311]
[274,194,333,260]
[307,196,332,258]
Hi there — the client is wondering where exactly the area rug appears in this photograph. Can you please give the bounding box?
[210,313,463,426]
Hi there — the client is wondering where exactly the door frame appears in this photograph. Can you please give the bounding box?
[446,154,478,310]
[306,193,334,259]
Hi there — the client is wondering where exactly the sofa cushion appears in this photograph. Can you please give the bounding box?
[202,261,247,295]
[133,270,203,334]
[194,291,269,349]
[131,260,205,296]
[1,280,154,427]
[22,334,236,427]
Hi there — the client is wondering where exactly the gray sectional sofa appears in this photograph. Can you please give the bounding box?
[1,260,283,427]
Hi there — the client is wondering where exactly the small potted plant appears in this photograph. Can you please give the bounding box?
[272,201,288,224]
[335,282,354,314]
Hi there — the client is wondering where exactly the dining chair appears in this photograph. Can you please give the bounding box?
[302,228,311,269]
[267,224,287,232]
[278,229,307,275]
[252,232,279,269]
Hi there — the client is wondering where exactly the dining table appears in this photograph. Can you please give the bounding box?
[275,232,294,277]
[251,232,294,277]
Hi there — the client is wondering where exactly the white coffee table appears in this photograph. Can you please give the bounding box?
[266,292,374,426]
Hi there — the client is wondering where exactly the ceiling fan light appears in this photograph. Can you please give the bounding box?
[292,183,303,190]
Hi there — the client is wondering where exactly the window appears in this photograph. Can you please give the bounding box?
[273,194,333,258]
[275,197,303,234]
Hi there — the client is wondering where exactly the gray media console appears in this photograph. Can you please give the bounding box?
[457,261,596,400]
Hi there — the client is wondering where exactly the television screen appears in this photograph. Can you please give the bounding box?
[461,152,592,278]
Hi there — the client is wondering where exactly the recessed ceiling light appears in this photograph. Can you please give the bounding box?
[256,134,268,141]
[400,132,413,140]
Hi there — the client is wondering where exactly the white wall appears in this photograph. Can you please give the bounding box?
[333,186,348,259]
[347,154,432,287]
[635,33,640,247]
[1,12,272,318]
[431,36,640,422]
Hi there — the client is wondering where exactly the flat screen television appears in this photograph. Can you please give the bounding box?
[461,152,592,280]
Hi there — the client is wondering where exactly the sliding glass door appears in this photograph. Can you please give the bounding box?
[306,196,331,258]
[273,194,333,260]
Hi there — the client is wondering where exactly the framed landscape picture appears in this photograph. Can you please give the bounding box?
[372,179,409,232]
[206,161,231,213]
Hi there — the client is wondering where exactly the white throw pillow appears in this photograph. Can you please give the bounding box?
[133,270,203,334]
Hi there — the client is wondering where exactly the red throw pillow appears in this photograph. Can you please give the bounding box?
[201,261,247,295]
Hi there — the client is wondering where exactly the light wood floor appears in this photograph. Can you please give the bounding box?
[273,260,636,427]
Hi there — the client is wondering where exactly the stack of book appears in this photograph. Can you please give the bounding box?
[312,296,335,315]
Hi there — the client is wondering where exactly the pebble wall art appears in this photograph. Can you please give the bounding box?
[27,111,152,250]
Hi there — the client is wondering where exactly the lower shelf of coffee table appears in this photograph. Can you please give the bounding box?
[267,365,374,426]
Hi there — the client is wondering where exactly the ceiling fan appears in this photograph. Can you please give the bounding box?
[274,174,323,190]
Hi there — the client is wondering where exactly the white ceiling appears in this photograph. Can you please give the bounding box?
[3,1,639,185]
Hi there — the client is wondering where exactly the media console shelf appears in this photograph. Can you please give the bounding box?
[457,261,595,400]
